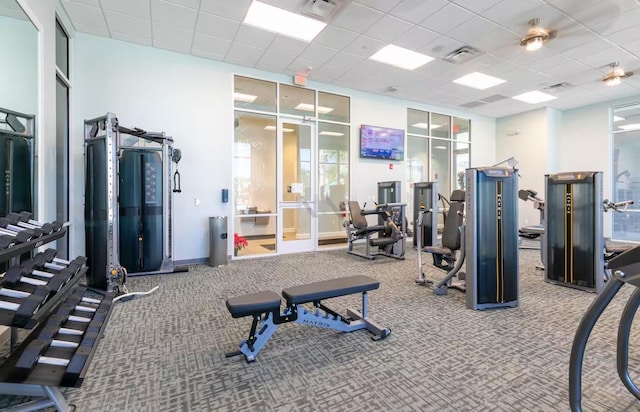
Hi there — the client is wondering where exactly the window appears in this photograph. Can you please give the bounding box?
[318,92,350,123]
[234,76,276,112]
[279,84,315,117]
[612,104,640,242]
[55,18,70,259]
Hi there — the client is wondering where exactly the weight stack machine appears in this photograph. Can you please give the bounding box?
[544,171,604,293]
[413,182,438,248]
[84,113,184,293]
[0,108,34,217]
[465,167,519,310]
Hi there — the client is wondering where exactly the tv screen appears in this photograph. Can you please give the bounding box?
[360,124,405,161]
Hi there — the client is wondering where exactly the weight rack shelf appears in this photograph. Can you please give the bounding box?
[0,229,66,265]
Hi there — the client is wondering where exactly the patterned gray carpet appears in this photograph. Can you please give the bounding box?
[2,242,640,411]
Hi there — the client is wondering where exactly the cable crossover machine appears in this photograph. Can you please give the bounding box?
[84,113,186,295]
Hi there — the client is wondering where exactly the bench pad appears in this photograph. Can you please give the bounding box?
[226,291,282,318]
[282,275,379,305]
[423,246,453,255]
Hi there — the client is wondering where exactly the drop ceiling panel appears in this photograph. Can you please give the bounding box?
[544,0,603,15]
[152,23,193,52]
[332,2,384,33]
[234,25,276,49]
[101,0,150,19]
[482,0,544,27]
[419,36,464,58]
[225,43,265,66]
[389,0,448,24]
[546,28,601,54]
[354,0,403,13]
[314,26,359,50]
[196,12,240,40]
[75,22,109,37]
[343,35,385,57]
[104,11,151,39]
[287,57,323,73]
[470,27,520,54]
[393,26,439,51]
[163,0,199,9]
[571,1,624,28]
[588,8,640,36]
[578,48,636,69]
[450,0,502,14]
[268,35,309,56]
[112,31,152,46]
[199,0,251,21]
[61,2,106,28]
[310,64,348,83]
[62,0,99,6]
[525,52,572,72]
[325,51,367,71]
[605,25,640,46]
[256,50,296,72]
[299,44,340,65]
[623,38,640,53]
[151,0,197,30]
[192,33,231,55]
[191,48,225,61]
[363,15,412,43]
[446,16,499,44]
[417,3,474,34]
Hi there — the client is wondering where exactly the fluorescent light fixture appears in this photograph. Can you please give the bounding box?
[243,1,326,42]
[619,123,640,131]
[369,44,434,71]
[614,115,625,122]
[295,103,334,114]
[512,90,557,104]
[264,126,294,132]
[319,131,344,136]
[411,122,442,130]
[453,72,506,90]
[234,92,257,103]
[434,146,447,150]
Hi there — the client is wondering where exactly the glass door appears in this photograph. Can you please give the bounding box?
[278,119,316,253]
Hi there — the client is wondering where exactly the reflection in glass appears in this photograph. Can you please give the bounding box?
[280,84,315,117]
[233,217,276,257]
[454,142,469,190]
[234,76,277,112]
[55,20,69,78]
[407,108,430,136]
[318,92,350,123]
[282,207,311,242]
[406,135,428,221]
[431,113,451,139]
[453,117,470,142]
[282,123,312,201]
[431,139,451,197]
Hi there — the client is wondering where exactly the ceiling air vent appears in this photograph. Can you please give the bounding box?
[442,46,483,64]
[461,101,486,108]
[480,94,508,103]
[543,82,573,93]
[300,0,352,22]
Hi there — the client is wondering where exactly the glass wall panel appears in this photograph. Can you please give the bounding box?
[318,92,350,123]
[234,76,276,112]
[431,113,451,139]
[233,217,276,257]
[280,84,315,117]
[55,20,68,78]
[56,77,69,258]
[233,111,277,256]
[453,117,470,142]
[431,139,451,197]
[282,122,312,201]
[406,135,429,221]
[454,142,469,190]
[407,108,430,136]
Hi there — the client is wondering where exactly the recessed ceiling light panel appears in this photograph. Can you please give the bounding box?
[369,44,434,71]
[619,123,640,131]
[244,0,327,42]
[453,72,506,90]
[512,90,557,104]
[234,92,257,103]
[295,103,334,114]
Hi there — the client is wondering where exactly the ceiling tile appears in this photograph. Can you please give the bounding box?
[196,12,240,40]
[259,0,299,13]
[332,2,384,33]
[299,43,340,65]
[343,35,386,58]
[256,50,296,72]
[482,0,544,28]
[544,0,603,15]
[446,16,499,44]
[325,51,367,72]
[74,22,109,36]
[545,28,600,53]
[61,2,107,29]
[225,43,265,66]
[153,23,193,52]
[63,0,99,7]
[112,30,153,46]
[0,6,28,20]
[287,57,323,73]
[310,64,349,83]
[191,48,225,61]
[151,0,197,30]
[192,33,231,55]
[313,25,359,50]
[390,0,448,25]
[450,0,502,14]
[505,4,573,34]
[562,38,612,60]
[470,27,520,53]
[605,24,640,45]
[101,0,150,19]
[199,0,252,21]
[363,15,413,43]
[162,0,199,9]
[419,36,464,58]
[589,8,640,37]
[571,1,625,28]
[234,25,276,49]
[525,52,572,72]
[104,11,151,39]
[578,47,637,70]
[623,37,640,53]
[417,3,474,34]
[268,35,309,55]
[354,0,403,13]
[393,25,439,51]
[154,40,190,53]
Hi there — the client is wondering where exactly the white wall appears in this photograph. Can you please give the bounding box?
[0,15,37,115]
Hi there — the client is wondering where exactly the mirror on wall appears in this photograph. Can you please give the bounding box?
[0,0,38,216]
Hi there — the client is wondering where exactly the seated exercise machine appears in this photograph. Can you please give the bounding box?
[603,199,635,263]
[344,201,406,260]
[518,189,546,270]
[569,245,640,412]
[225,275,391,362]
[416,190,466,294]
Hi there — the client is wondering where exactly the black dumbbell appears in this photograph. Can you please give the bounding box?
[0,217,43,238]
[5,213,53,235]
[0,286,50,327]
[3,265,76,293]
[0,234,15,250]
[17,211,63,232]
[0,225,33,243]
[33,249,88,270]
[22,253,85,277]
[11,337,82,382]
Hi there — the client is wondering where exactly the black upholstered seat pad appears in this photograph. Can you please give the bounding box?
[423,246,452,255]
[282,275,379,305]
[226,290,282,318]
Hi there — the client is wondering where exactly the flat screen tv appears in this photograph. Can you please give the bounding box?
[360,124,405,161]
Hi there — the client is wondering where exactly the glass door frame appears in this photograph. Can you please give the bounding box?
[277,117,317,254]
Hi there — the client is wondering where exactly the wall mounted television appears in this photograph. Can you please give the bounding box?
[360,124,405,161]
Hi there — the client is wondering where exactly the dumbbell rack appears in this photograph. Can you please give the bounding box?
[0,226,114,411]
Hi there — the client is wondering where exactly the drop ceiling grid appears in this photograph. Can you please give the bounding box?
[57,0,640,118]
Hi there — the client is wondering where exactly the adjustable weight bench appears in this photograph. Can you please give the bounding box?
[225,275,391,362]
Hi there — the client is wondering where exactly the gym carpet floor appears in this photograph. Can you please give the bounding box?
[2,244,639,411]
